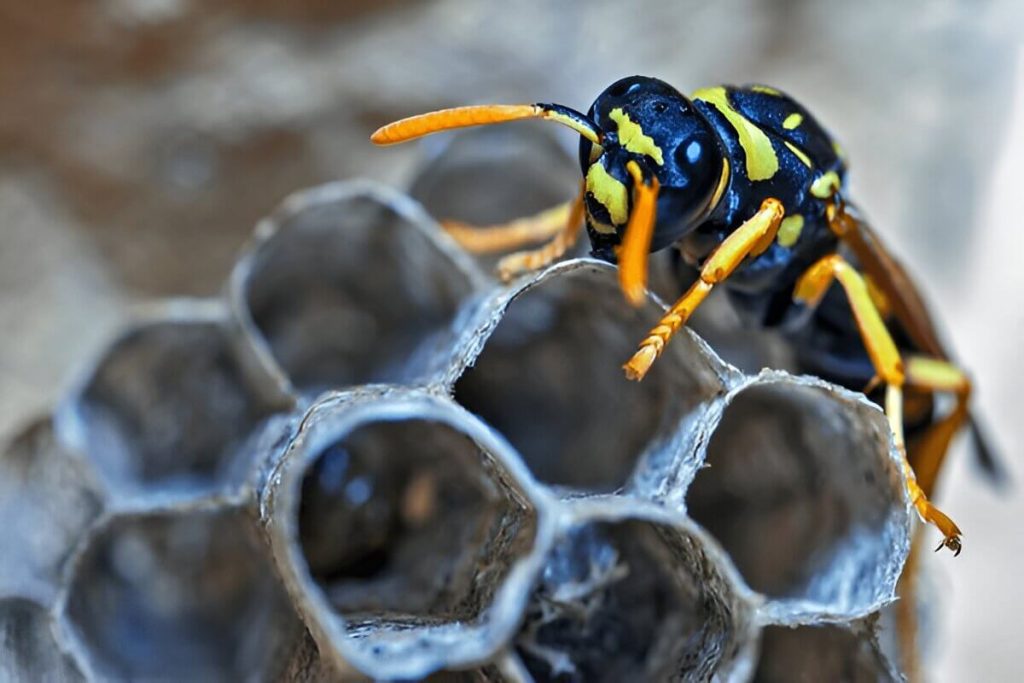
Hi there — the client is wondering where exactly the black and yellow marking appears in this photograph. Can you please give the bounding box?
[693,86,780,181]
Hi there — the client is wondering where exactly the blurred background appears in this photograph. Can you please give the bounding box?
[1,0,1021,679]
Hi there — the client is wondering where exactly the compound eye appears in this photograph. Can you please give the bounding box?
[676,140,704,166]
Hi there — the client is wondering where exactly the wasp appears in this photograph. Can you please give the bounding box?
[371,75,1001,555]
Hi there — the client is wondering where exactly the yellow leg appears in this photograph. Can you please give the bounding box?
[904,356,972,500]
[623,198,785,381]
[794,254,963,555]
[897,360,971,681]
[496,184,586,281]
[441,202,572,254]
[617,160,661,306]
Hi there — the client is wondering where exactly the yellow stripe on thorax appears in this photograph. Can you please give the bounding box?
[784,141,813,169]
[609,108,664,165]
[692,86,779,182]
[585,162,629,226]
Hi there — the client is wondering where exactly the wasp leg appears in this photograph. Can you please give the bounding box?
[441,201,573,254]
[793,254,963,555]
[904,356,972,499]
[496,183,586,280]
[623,198,784,381]
[896,360,971,682]
[617,160,661,306]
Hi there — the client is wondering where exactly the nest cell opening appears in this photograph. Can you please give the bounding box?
[0,419,102,602]
[685,381,903,605]
[69,320,274,496]
[753,624,896,682]
[516,518,743,682]
[297,418,538,630]
[63,510,298,681]
[241,195,473,394]
[454,264,721,492]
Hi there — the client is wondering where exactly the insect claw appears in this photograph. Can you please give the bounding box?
[934,535,962,556]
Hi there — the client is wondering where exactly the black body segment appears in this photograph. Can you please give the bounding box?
[681,84,846,326]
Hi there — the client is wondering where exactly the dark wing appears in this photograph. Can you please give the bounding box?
[838,204,1005,483]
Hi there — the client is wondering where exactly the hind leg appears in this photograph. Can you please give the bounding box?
[794,254,963,554]
[904,356,972,500]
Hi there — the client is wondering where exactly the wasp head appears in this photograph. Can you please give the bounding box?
[579,76,726,260]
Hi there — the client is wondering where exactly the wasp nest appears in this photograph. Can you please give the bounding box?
[2,130,914,681]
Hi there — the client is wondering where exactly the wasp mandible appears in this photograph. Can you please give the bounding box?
[372,75,1002,555]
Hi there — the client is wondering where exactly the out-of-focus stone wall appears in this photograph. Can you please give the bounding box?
[1,1,1021,680]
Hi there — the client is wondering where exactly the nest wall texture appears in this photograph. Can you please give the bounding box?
[2,131,916,682]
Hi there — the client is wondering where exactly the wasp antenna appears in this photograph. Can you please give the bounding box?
[371,103,601,146]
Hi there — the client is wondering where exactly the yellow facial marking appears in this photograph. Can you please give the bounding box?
[693,87,779,181]
[751,85,782,96]
[609,108,664,165]
[782,112,803,130]
[585,162,629,226]
[810,170,841,198]
[777,214,804,248]
[784,141,813,169]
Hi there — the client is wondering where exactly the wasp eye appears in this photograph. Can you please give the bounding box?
[676,140,703,166]
[653,101,668,114]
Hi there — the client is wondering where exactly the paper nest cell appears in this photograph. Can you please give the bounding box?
[1,128,914,682]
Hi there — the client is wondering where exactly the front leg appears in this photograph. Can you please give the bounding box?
[623,198,785,380]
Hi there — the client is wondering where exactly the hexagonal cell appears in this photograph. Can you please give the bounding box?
[684,373,912,621]
[230,181,483,396]
[0,418,103,605]
[262,388,554,680]
[1,598,83,682]
[55,303,286,501]
[515,498,757,682]
[753,622,900,682]
[60,507,301,681]
[447,259,726,493]
[408,126,585,272]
